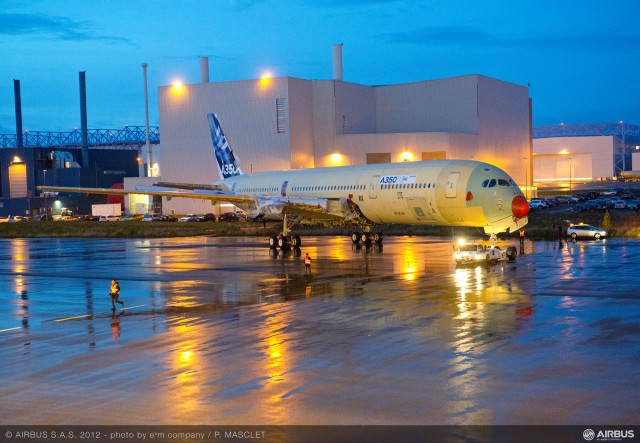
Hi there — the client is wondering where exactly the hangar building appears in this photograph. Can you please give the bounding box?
[155,53,532,215]
[533,123,640,185]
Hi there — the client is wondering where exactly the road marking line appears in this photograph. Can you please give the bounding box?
[53,304,147,323]
[55,314,92,322]
[121,304,146,310]
[0,326,22,333]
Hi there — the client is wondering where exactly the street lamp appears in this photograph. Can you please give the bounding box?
[142,63,152,177]
[523,157,528,200]
[43,169,48,219]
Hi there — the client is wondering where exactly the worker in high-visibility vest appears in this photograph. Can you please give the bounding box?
[304,253,312,274]
[519,229,525,253]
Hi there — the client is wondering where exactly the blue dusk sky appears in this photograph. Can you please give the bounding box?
[1,0,639,133]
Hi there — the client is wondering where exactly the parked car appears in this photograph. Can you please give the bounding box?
[528,200,546,210]
[178,214,198,222]
[529,198,547,208]
[161,215,178,222]
[218,212,240,222]
[196,213,216,222]
[566,223,607,240]
[142,213,162,222]
[610,199,626,209]
[99,215,121,222]
[121,214,143,221]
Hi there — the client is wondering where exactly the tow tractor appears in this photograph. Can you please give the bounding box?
[454,239,517,265]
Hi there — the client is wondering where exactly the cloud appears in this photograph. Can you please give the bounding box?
[0,12,132,45]
[378,26,640,52]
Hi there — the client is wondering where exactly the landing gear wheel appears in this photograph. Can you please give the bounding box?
[373,232,383,244]
[269,236,278,249]
[571,233,577,240]
[361,233,372,244]
[291,235,302,248]
[277,236,289,249]
[351,232,360,244]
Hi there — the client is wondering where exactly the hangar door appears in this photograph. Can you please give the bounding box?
[9,164,27,198]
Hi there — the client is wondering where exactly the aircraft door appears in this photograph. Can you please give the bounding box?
[281,180,289,197]
[446,172,460,198]
[369,175,379,199]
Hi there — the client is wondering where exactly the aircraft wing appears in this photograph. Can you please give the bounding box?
[36,186,254,205]
[36,187,363,222]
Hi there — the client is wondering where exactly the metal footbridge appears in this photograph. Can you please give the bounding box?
[0,126,160,150]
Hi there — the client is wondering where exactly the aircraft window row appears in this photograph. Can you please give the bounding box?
[238,187,278,193]
[291,185,366,192]
[481,178,517,188]
[380,183,436,190]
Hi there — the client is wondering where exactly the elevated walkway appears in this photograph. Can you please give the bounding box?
[0,126,160,150]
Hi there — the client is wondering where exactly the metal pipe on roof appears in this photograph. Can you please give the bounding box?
[200,57,209,83]
[332,44,343,81]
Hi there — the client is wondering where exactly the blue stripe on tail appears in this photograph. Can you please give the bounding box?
[207,113,242,179]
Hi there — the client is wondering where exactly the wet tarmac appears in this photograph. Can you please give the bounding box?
[0,235,638,425]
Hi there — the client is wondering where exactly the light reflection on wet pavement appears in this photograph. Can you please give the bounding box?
[0,236,638,425]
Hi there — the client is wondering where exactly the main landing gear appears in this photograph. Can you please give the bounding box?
[269,233,301,249]
[269,212,302,249]
[350,227,383,245]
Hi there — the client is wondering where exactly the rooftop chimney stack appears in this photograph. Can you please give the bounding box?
[333,44,343,81]
[13,79,23,147]
[200,56,209,83]
[79,71,89,168]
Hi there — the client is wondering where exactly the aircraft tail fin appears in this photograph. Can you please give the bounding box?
[207,113,243,179]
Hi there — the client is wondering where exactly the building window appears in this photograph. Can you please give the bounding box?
[276,98,287,133]
[422,151,446,161]
[366,153,391,164]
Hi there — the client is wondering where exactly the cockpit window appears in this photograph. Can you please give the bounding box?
[509,179,517,186]
[498,179,510,187]
[481,179,489,188]
[487,179,496,188]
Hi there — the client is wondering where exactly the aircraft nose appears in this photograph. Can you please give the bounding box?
[512,195,530,219]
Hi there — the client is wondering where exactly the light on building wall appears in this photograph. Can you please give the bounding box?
[560,149,569,155]
[172,80,184,91]
[401,151,414,162]
[259,72,272,87]
[11,156,23,164]
[329,153,344,166]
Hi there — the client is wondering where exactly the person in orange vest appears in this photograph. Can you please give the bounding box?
[519,229,525,253]
[304,253,312,274]
[110,279,124,310]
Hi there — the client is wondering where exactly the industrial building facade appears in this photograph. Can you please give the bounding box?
[532,123,640,185]
[157,71,532,215]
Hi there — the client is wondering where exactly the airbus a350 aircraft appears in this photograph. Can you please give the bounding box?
[39,113,529,249]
